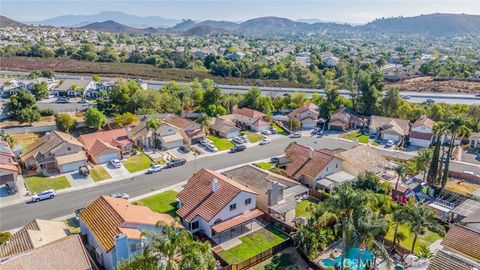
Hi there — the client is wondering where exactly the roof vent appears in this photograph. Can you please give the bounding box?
[212,178,219,192]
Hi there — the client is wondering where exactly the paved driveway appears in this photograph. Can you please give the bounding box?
[102,163,130,178]
[462,150,480,165]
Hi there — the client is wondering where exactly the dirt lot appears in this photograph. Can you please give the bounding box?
[387,76,480,94]
[0,113,84,129]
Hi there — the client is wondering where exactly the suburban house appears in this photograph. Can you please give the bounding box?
[128,120,185,150]
[20,131,87,174]
[85,80,117,98]
[223,165,308,222]
[288,103,319,129]
[369,116,410,142]
[164,116,205,145]
[327,105,364,131]
[51,79,95,97]
[322,53,339,67]
[0,235,94,270]
[409,116,435,147]
[233,107,270,132]
[0,141,19,187]
[337,145,386,176]
[283,143,344,189]
[177,168,263,243]
[0,219,71,258]
[469,132,480,149]
[79,196,178,270]
[210,117,241,139]
[79,128,133,164]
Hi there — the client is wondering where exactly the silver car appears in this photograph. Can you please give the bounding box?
[31,189,56,202]
[111,193,130,200]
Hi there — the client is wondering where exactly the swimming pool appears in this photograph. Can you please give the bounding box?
[322,247,374,270]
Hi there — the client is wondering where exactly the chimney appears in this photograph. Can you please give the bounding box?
[212,178,219,192]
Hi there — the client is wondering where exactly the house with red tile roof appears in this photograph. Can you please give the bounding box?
[164,116,205,144]
[409,116,435,147]
[79,128,133,164]
[0,141,19,186]
[233,107,270,132]
[79,196,179,270]
[177,168,262,242]
[288,103,319,129]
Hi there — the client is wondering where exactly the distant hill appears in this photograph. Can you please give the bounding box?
[34,11,180,28]
[183,25,232,36]
[362,13,480,35]
[239,17,301,34]
[0,15,26,27]
[195,20,239,31]
[79,20,154,34]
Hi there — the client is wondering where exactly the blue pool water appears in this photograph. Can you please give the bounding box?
[322,248,374,270]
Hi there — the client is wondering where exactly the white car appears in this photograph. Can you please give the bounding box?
[260,139,271,145]
[111,193,130,200]
[200,139,212,147]
[110,159,121,168]
[206,144,218,152]
[146,164,163,174]
[31,189,56,202]
[386,140,394,147]
[233,137,246,144]
[261,130,272,135]
[289,133,302,138]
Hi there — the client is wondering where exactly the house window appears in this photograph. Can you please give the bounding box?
[326,167,329,172]
[67,147,71,151]
[230,203,237,211]
[130,242,141,252]
[245,198,251,205]
[336,163,338,168]
[191,221,199,230]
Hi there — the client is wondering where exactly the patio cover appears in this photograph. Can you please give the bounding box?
[317,178,335,189]
[212,209,264,234]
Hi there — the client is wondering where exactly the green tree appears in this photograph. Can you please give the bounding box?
[356,68,383,116]
[414,148,433,181]
[393,164,407,202]
[113,112,137,127]
[92,74,101,82]
[0,133,16,148]
[146,116,161,152]
[382,87,401,117]
[391,205,410,250]
[427,122,447,185]
[55,113,77,132]
[85,107,107,130]
[241,87,262,109]
[17,107,41,124]
[31,82,50,101]
[7,89,37,118]
[405,203,445,253]
[196,113,211,135]
[291,222,333,259]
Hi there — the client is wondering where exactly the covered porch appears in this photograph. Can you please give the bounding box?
[211,209,264,244]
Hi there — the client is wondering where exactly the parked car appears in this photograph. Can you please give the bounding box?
[166,158,187,168]
[271,157,281,164]
[78,99,88,104]
[269,128,277,134]
[179,146,190,153]
[146,164,163,174]
[5,182,17,194]
[233,137,246,144]
[110,159,121,168]
[402,95,411,99]
[230,145,246,153]
[31,189,56,202]
[239,134,248,141]
[206,144,218,152]
[79,166,90,176]
[386,140,394,147]
[475,93,480,98]
[111,193,130,200]
[259,139,271,145]
[426,98,435,104]
[56,98,69,103]
[289,133,302,138]
[200,139,212,147]
[261,130,272,135]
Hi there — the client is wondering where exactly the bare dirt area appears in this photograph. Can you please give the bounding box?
[387,76,480,94]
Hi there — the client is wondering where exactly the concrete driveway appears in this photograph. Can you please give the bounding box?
[102,163,130,178]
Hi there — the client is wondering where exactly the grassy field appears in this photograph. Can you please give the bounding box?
[219,225,289,264]
[135,190,179,218]
[25,175,71,193]
[272,123,289,135]
[295,198,318,218]
[10,133,40,151]
[123,153,152,173]
[254,162,274,171]
[207,135,234,151]
[241,131,265,143]
[90,166,111,181]
[445,179,480,196]
[385,220,443,254]
[343,131,370,144]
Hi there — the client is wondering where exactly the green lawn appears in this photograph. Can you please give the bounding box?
[241,131,265,143]
[250,253,294,270]
[254,162,274,171]
[272,123,289,135]
[90,166,111,181]
[25,176,71,194]
[207,135,234,151]
[385,220,443,254]
[136,190,179,218]
[344,131,370,144]
[123,153,152,173]
[295,198,318,218]
[219,225,289,264]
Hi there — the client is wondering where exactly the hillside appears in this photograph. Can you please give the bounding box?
[362,13,480,35]
[0,15,26,27]
[239,16,301,33]
[183,25,232,36]
[79,20,154,34]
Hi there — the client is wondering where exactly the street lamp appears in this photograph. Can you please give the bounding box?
[194,153,198,172]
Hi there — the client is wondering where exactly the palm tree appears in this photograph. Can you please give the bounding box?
[391,205,410,251]
[0,132,15,148]
[415,148,432,181]
[441,116,471,188]
[405,203,445,253]
[393,164,407,202]
[146,116,162,152]
[196,113,211,136]
[427,122,447,185]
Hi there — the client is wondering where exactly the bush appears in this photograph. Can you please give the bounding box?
[0,232,12,244]
[39,108,55,116]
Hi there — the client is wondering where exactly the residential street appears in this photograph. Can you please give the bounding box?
[1,136,478,231]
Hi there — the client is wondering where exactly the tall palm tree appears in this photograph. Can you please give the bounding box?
[391,205,410,251]
[146,116,162,152]
[196,113,211,136]
[415,148,432,182]
[405,203,445,253]
[427,122,447,185]
[393,164,407,202]
[441,116,471,188]
[291,222,333,259]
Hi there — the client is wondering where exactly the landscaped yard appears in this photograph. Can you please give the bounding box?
[343,131,370,144]
[385,221,443,254]
[241,131,265,143]
[207,135,234,151]
[136,190,179,218]
[219,225,289,264]
[272,122,289,135]
[90,166,111,181]
[254,162,274,171]
[295,198,318,218]
[25,175,71,194]
[123,153,152,173]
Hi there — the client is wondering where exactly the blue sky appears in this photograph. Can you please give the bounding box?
[3,0,480,24]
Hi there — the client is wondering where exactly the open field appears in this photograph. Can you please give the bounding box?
[387,76,480,94]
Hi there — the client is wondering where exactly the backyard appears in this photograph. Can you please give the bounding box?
[135,190,179,218]
[207,135,234,151]
[90,166,111,181]
[25,175,71,193]
[254,161,274,171]
[271,122,289,135]
[241,131,265,143]
[123,153,152,173]
[445,179,480,196]
[385,221,443,254]
[10,133,39,151]
[295,198,318,218]
[219,225,289,264]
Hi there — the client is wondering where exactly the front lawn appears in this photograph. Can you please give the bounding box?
[25,175,71,194]
[272,123,289,135]
[295,198,318,218]
[241,131,265,143]
[254,162,274,171]
[90,166,111,181]
[343,131,370,144]
[123,153,152,173]
[385,220,443,254]
[207,135,234,151]
[219,225,289,264]
[136,190,179,218]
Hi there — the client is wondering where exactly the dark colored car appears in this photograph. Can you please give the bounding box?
[166,158,187,168]
[230,145,246,153]
[179,146,190,153]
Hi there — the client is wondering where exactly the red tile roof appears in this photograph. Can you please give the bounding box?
[177,169,257,222]
[285,143,337,180]
[442,224,480,260]
[212,209,264,233]
[253,118,269,126]
[409,131,433,141]
[88,139,119,157]
[288,103,319,118]
[412,116,435,129]
[164,116,195,129]
[234,107,266,119]
[78,128,131,153]
[0,163,18,173]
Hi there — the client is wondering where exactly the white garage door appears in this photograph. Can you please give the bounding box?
[165,140,184,150]
[98,152,120,164]
[61,161,86,173]
[383,134,400,142]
